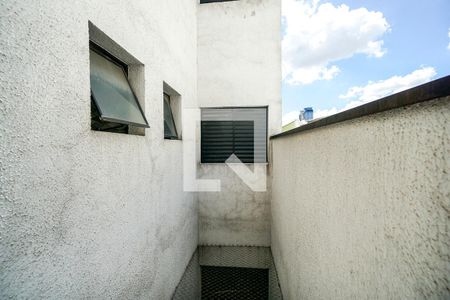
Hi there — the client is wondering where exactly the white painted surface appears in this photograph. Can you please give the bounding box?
[197,0,282,246]
[0,1,198,298]
[271,98,450,299]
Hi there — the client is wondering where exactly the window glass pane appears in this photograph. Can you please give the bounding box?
[163,94,178,139]
[90,49,148,127]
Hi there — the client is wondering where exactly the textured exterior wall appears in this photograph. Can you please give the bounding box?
[271,97,450,299]
[197,0,282,246]
[0,1,198,299]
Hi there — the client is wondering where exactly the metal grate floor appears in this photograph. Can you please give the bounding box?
[201,266,268,300]
[172,246,282,300]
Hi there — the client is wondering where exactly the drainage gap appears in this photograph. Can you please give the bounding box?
[201,266,268,299]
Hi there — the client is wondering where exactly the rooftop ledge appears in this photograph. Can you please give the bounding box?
[271,75,450,140]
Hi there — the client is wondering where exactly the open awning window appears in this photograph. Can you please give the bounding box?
[90,49,149,128]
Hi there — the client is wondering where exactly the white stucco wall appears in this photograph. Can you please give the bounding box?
[0,1,198,298]
[197,0,282,246]
[271,98,450,299]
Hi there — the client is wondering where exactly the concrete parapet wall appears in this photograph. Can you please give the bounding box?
[271,94,449,299]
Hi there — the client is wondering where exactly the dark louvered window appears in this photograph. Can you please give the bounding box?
[201,108,267,163]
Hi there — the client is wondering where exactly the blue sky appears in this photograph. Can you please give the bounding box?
[282,0,450,123]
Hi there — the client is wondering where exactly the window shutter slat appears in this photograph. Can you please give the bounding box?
[201,108,267,163]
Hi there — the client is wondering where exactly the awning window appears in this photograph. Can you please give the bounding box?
[90,49,149,128]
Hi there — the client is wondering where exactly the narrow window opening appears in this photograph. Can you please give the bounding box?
[164,93,179,139]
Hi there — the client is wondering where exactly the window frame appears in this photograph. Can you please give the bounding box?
[163,92,179,140]
[200,106,268,164]
[89,41,149,129]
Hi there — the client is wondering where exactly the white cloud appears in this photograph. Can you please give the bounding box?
[288,65,340,85]
[314,107,339,119]
[282,110,300,125]
[447,28,450,50]
[339,66,437,102]
[282,0,390,85]
[283,67,437,122]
